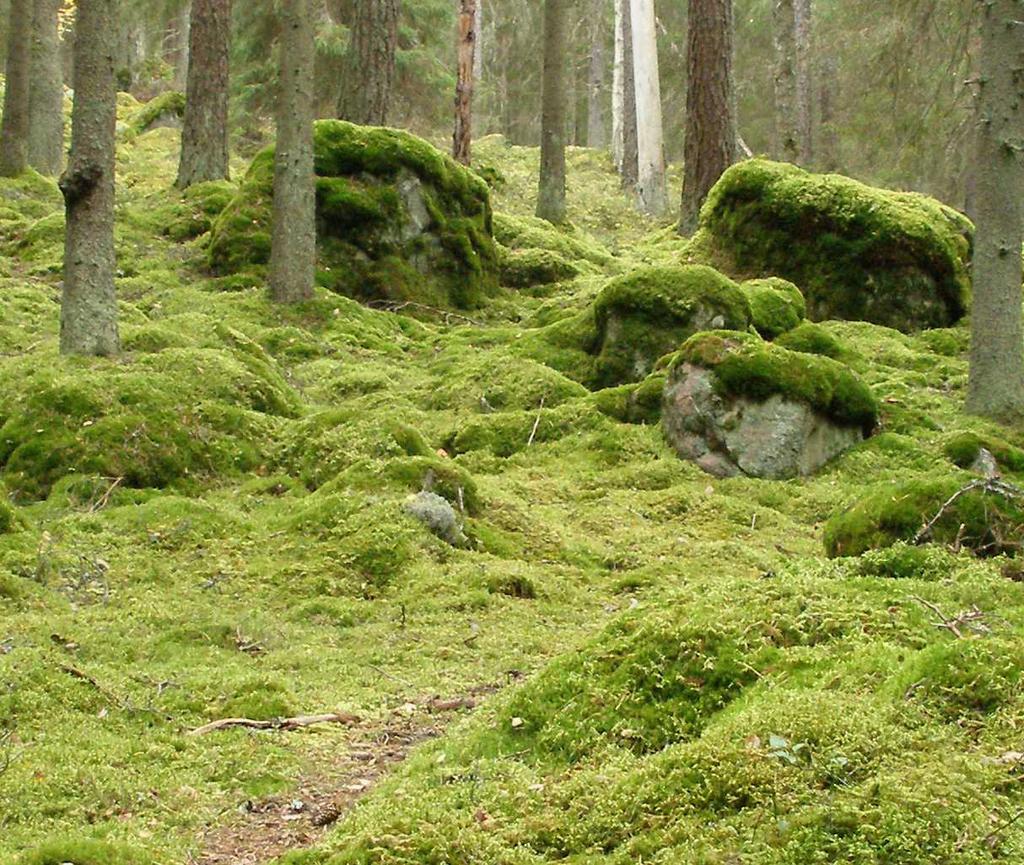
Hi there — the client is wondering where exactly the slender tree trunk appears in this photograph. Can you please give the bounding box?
[587,0,606,150]
[679,0,736,235]
[59,0,119,357]
[0,0,33,176]
[612,0,624,167]
[473,0,484,81]
[175,0,231,188]
[340,0,399,125]
[536,0,570,223]
[453,0,476,165]
[27,0,64,176]
[169,2,191,91]
[629,0,666,215]
[817,55,838,172]
[794,0,812,163]
[772,0,798,162]
[965,0,1024,418]
[270,0,316,304]
[620,0,638,189]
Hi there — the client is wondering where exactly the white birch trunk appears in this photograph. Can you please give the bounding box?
[612,0,625,168]
[474,0,484,81]
[629,0,667,215]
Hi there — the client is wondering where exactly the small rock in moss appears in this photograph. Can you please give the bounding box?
[742,277,806,339]
[404,491,468,547]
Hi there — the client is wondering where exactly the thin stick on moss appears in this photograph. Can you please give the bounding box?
[913,478,1024,546]
[909,596,990,639]
[366,300,482,327]
[188,711,361,736]
[527,396,546,447]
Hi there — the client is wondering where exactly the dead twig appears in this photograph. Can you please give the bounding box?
[88,476,123,513]
[366,300,481,327]
[527,396,546,447]
[910,596,990,639]
[914,478,1024,546]
[188,712,360,737]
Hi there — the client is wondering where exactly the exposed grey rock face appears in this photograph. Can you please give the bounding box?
[662,363,864,479]
[404,491,468,547]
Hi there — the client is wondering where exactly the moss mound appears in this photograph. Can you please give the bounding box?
[742,276,806,339]
[209,120,498,309]
[591,265,751,388]
[691,159,972,331]
[163,180,236,242]
[944,431,1024,475]
[676,330,879,432]
[0,346,295,500]
[127,91,185,136]
[0,481,21,533]
[824,476,1024,557]
[19,840,149,865]
[774,320,844,358]
[498,245,581,288]
[493,211,612,266]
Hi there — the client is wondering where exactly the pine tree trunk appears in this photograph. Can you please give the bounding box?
[794,0,813,163]
[612,0,624,167]
[620,0,638,189]
[0,0,33,176]
[269,0,316,304]
[453,0,476,166]
[629,0,666,215]
[536,0,569,223]
[340,0,399,126]
[965,0,1024,418]
[817,55,838,172]
[176,0,231,188]
[679,0,736,235]
[27,0,64,176]
[59,0,119,357]
[587,0,606,150]
[772,0,798,162]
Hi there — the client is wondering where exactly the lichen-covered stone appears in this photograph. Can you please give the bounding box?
[404,491,468,547]
[209,121,499,309]
[591,265,751,388]
[690,159,972,332]
[663,331,877,479]
[742,277,805,339]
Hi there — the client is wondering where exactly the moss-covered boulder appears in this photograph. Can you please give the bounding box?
[663,331,878,479]
[498,245,581,288]
[209,120,498,309]
[774,320,845,359]
[691,159,972,332]
[126,91,186,137]
[824,476,1024,557]
[742,277,805,339]
[943,431,1024,475]
[591,265,751,388]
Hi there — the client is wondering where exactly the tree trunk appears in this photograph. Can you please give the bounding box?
[269,0,316,304]
[27,0,64,176]
[965,0,1024,418]
[0,0,33,176]
[473,0,484,81]
[794,0,812,163]
[340,0,399,126]
[169,2,192,91]
[817,55,838,172]
[536,0,569,223]
[620,0,638,189]
[679,0,736,235]
[612,0,624,167]
[453,0,476,165]
[587,0,606,150]
[59,0,119,357]
[772,0,798,162]
[176,0,231,188]
[629,0,666,215]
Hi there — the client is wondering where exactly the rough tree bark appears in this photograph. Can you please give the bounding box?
[269,0,316,304]
[620,0,638,189]
[340,0,399,126]
[536,0,570,223]
[679,0,736,235]
[612,0,624,167]
[176,0,231,188]
[0,0,33,176]
[453,0,476,165]
[772,0,798,162]
[794,0,813,163]
[60,0,120,356]
[587,0,606,150]
[965,0,1024,418]
[629,0,667,215]
[28,0,64,176]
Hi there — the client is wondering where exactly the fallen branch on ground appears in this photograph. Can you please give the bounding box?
[188,712,361,737]
[527,396,546,447]
[910,596,990,639]
[914,478,1024,546]
[366,300,481,326]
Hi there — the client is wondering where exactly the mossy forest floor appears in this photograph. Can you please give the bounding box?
[3,115,1024,864]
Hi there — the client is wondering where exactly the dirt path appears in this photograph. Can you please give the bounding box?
[190,691,492,865]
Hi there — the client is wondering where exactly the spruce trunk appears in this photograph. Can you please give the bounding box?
[587,0,606,150]
[59,0,119,357]
[0,0,33,176]
[269,0,316,304]
[772,0,798,162]
[679,0,736,235]
[620,0,638,189]
[612,0,625,168]
[965,0,1024,418]
[28,0,64,176]
[176,0,232,189]
[341,0,399,126]
[453,0,476,166]
[536,0,570,223]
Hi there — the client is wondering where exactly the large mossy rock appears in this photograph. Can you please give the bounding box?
[663,331,878,479]
[690,159,972,332]
[209,121,498,309]
[591,265,751,388]
[824,476,1024,558]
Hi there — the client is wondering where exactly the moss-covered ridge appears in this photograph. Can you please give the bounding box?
[690,158,972,332]
[209,120,498,309]
[676,330,879,432]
